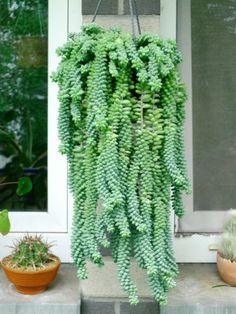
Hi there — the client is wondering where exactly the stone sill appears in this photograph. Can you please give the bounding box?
[162,263,236,314]
[0,264,80,314]
[82,258,236,314]
[0,260,235,314]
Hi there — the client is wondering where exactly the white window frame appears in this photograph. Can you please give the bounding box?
[160,0,219,262]
[0,0,82,262]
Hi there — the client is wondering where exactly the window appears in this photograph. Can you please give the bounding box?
[0,0,82,262]
[160,0,226,262]
[0,0,68,233]
[176,0,236,233]
[0,0,48,212]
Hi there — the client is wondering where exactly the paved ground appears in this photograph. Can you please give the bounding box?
[0,261,235,314]
[162,263,236,314]
[0,264,80,314]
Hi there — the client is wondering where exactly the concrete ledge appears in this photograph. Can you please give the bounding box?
[161,264,236,314]
[80,260,236,314]
[80,257,159,314]
[80,257,152,299]
[0,264,80,314]
[81,298,160,314]
[1,261,235,314]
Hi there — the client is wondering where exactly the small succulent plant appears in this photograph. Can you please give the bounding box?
[10,234,54,270]
[218,210,236,262]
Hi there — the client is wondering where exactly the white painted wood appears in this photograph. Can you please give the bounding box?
[160,0,176,39]
[3,0,83,262]
[174,234,219,263]
[66,0,82,263]
[68,0,82,32]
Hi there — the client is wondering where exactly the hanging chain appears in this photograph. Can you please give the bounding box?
[92,0,141,36]
[131,0,141,35]
[92,0,103,23]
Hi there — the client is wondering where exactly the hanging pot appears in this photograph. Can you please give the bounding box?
[14,36,47,68]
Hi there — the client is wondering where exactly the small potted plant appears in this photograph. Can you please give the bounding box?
[217,209,236,285]
[1,234,60,294]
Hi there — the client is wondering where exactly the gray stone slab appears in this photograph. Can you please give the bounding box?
[80,257,152,299]
[124,0,160,15]
[82,0,118,15]
[121,300,160,314]
[164,264,236,306]
[0,264,80,314]
[161,264,236,314]
[161,305,236,314]
[81,299,115,314]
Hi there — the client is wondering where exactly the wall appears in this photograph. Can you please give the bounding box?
[82,0,160,34]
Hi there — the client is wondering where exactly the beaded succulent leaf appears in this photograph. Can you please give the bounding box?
[53,23,190,305]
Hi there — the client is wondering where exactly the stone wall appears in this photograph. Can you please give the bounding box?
[82,0,160,34]
[82,0,160,15]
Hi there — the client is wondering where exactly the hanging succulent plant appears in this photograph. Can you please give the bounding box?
[53,23,190,305]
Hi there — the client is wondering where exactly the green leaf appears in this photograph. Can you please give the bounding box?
[16,176,33,196]
[0,209,11,235]
[212,284,230,288]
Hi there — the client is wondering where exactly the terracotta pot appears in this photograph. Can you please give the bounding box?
[1,254,60,295]
[217,252,236,285]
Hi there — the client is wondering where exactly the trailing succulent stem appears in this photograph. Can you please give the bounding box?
[54,23,189,304]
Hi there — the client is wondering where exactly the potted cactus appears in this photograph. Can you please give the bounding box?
[217,210,236,285]
[1,234,60,294]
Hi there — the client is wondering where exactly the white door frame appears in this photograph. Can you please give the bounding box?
[160,0,219,262]
[0,0,82,262]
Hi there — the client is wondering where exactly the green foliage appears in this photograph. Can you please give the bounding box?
[16,177,33,196]
[53,24,189,304]
[0,209,10,235]
[10,234,53,270]
[219,210,236,261]
[0,0,48,210]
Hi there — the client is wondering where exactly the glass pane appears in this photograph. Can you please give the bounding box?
[0,0,48,212]
[191,0,236,211]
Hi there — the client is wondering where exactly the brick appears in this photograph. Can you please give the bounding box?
[120,301,160,314]
[124,0,160,15]
[81,300,115,314]
[100,247,112,256]
[82,0,118,15]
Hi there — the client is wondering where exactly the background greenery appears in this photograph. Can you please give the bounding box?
[0,0,48,211]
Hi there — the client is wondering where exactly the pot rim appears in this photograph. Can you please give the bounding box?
[1,254,61,274]
[217,251,236,264]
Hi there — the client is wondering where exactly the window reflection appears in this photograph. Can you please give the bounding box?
[192,0,236,211]
[0,0,48,211]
